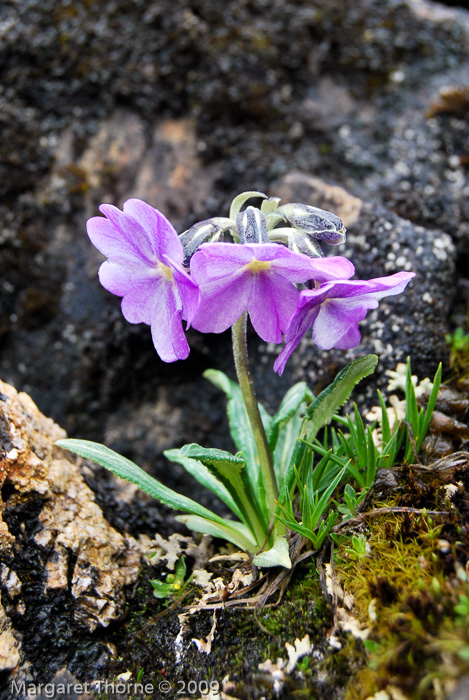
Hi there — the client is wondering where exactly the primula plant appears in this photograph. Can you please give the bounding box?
[57,191,415,569]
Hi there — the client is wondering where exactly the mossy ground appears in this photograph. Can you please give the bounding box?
[335,473,469,699]
[101,560,345,699]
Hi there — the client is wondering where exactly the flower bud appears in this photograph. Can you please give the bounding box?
[237,206,269,244]
[289,230,324,259]
[179,217,235,265]
[278,203,346,245]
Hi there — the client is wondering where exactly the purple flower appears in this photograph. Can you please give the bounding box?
[190,242,355,343]
[86,199,199,363]
[274,271,416,375]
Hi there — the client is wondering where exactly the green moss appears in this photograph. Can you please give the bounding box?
[334,512,469,700]
[446,326,469,379]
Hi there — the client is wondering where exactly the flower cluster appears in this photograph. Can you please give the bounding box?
[87,195,415,372]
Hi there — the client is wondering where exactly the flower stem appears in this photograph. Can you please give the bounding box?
[231,312,279,518]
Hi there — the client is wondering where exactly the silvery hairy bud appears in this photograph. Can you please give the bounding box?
[289,230,324,259]
[237,206,269,244]
[179,217,235,266]
[278,203,346,245]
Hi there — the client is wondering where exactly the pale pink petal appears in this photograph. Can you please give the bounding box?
[191,243,254,284]
[98,258,157,296]
[164,255,200,325]
[120,281,159,325]
[87,216,148,263]
[360,271,416,299]
[248,273,299,343]
[274,271,415,371]
[123,199,183,262]
[274,304,321,376]
[150,281,189,362]
[98,204,156,264]
[312,297,377,350]
[306,256,355,282]
[191,272,251,334]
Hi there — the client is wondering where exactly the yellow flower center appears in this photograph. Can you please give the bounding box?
[244,259,272,273]
[157,261,174,281]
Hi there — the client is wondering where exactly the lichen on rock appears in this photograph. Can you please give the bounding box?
[0,379,142,678]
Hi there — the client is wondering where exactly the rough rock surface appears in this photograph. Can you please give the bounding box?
[0,379,141,682]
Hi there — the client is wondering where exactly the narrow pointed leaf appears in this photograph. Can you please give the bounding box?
[377,390,391,445]
[164,448,243,520]
[267,381,313,453]
[175,515,258,554]
[420,363,442,444]
[203,369,270,492]
[310,466,346,529]
[304,355,378,443]
[56,439,233,529]
[180,444,267,545]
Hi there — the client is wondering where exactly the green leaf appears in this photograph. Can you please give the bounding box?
[180,444,267,545]
[279,356,376,507]
[344,484,358,513]
[253,536,292,569]
[229,191,267,221]
[150,580,173,598]
[420,363,442,445]
[366,426,377,487]
[307,466,346,530]
[377,390,391,445]
[174,556,187,583]
[203,369,268,493]
[311,449,336,491]
[56,439,238,531]
[351,404,367,468]
[261,197,281,215]
[175,515,258,553]
[267,381,313,453]
[304,355,378,443]
[273,407,306,486]
[164,448,243,521]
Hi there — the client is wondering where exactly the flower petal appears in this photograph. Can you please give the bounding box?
[87,216,149,264]
[191,274,251,333]
[248,273,299,343]
[312,297,377,350]
[98,257,157,296]
[164,255,200,326]
[274,270,415,369]
[191,243,254,283]
[247,243,318,282]
[306,256,355,282]
[273,303,321,376]
[359,271,416,299]
[150,281,190,362]
[98,204,157,264]
[120,281,160,325]
[123,198,183,263]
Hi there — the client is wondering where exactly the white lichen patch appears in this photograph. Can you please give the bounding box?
[285,634,313,673]
[258,634,313,692]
